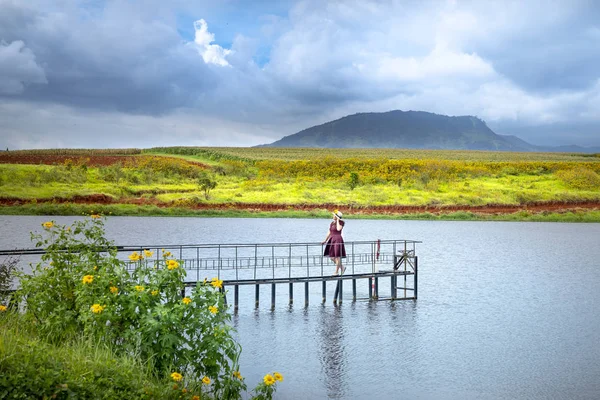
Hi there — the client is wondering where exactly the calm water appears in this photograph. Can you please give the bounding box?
[2,216,600,399]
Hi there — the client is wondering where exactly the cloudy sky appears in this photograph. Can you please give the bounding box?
[1,0,599,149]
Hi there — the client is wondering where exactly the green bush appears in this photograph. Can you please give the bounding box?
[13,217,280,399]
[556,167,600,190]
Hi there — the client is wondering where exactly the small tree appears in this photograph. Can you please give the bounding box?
[348,172,359,190]
[198,175,218,200]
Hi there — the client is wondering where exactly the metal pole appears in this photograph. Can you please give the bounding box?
[305,281,309,307]
[218,245,221,280]
[338,279,343,304]
[196,247,199,282]
[271,283,276,310]
[255,284,260,308]
[322,280,326,303]
[222,286,227,306]
[414,256,418,300]
[235,246,239,281]
[234,285,239,312]
[254,245,257,280]
[288,244,292,279]
[391,275,396,300]
[352,279,356,301]
[374,277,379,300]
[289,282,294,305]
[352,241,355,274]
[368,277,373,299]
[333,280,339,303]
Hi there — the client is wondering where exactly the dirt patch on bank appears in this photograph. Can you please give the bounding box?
[1,195,599,215]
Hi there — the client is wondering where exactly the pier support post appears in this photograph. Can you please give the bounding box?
[305,282,309,307]
[414,256,418,300]
[234,285,239,312]
[352,279,356,301]
[338,279,343,304]
[333,280,339,303]
[374,277,379,300]
[391,275,396,300]
[368,277,372,299]
[271,284,276,310]
[322,281,326,303]
[222,286,227,306]
[255,284,260,308]
[289,282,294,305]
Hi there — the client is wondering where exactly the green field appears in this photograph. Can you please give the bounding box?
[1,147,599,221]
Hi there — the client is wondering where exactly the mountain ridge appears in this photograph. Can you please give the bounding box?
[261,110,600,153]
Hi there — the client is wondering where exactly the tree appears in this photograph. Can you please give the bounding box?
[348,172,359,190]
[198,175,217,200]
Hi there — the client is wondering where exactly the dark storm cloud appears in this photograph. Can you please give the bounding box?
[0,1,217,114]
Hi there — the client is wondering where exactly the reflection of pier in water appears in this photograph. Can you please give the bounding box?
[1,239,420,310]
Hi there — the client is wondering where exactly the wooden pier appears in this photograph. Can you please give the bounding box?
[1,239,420,311]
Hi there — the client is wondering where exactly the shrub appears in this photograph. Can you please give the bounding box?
[556,167,600,190]
[0,256,18,304]
[347,172,359,190]
[15,217,277,399]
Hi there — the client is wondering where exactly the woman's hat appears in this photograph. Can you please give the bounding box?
[333,209,343,219]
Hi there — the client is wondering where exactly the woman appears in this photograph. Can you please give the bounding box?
[322,209,346,275]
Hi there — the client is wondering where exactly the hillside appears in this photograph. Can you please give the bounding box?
[263,110,599,152]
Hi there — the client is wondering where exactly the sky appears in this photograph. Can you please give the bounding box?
[0,0,599,149]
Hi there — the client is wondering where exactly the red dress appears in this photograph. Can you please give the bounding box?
[323,220,346,258]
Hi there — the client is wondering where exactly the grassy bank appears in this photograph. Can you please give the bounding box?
[1,147,599,221]
[0,312,205,399]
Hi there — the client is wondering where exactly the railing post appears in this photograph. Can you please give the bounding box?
[218,245,221,280]
[235,246,239,281]
[254,245,258,280]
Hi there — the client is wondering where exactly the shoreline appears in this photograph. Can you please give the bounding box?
[1,203,600,222]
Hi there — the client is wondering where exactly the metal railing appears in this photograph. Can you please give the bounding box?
[0,239,420,282]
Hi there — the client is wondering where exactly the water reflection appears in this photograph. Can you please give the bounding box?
[319,305,348,399]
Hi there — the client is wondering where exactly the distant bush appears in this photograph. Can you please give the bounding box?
[556,167,600,190]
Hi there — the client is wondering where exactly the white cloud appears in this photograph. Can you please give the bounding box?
[0,40,47,94]
[193,19,231,66]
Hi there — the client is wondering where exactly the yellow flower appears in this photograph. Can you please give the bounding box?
[208,305,218,314]
[91,214,101,219]
[90,304,105,314]
[82,275,94,284]
[233,371,242,380]
[42,221,54,229]
[170,372,183,382]
[109,286,119,294]
[143,249,153,257]
[182,297,192,305]
[163,250,172,257]
[0,305,7,312]
[151,290,159,296]
[263,374,275,386]
[202,376,211,385]
[210,277,223,289]
[274,372,283,382]
[192,396,200,400]
[93,266,97,270]
[135,285,145,292]
[182,388,187,394]
[166,259,179,270]
[128,252,143,261]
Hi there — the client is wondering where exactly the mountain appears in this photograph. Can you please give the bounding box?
[262,110,599,152]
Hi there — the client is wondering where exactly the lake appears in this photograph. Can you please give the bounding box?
[1,216,600,399]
